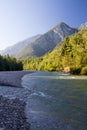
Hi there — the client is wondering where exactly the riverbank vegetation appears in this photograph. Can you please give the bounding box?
[0,28,87,75]
[22,28,87,75]
[0,55,23,71]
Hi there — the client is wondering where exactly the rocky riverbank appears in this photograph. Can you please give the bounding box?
[0,71,35,130]
[0,95,30,130]
[0,71,34,87]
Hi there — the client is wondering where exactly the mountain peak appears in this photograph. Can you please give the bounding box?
[0,22,77,59]
[57,22,68,26]
[51,22,77,40]
[52,22,68,29]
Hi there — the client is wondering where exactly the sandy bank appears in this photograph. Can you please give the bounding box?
[0,71,34,87]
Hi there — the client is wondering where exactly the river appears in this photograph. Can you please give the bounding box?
[0,71,87,130]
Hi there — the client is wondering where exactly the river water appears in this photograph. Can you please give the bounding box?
[0,71,87,130]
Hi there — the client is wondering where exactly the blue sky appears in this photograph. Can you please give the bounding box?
[0,0,87,50]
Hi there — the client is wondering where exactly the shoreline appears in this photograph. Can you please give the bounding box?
[0,70,34,87]
[0,71,34,130]
[0,95,30,130]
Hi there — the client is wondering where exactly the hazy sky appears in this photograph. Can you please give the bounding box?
[0,0,87,50]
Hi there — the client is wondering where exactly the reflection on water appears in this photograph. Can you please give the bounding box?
[23,71,87,130]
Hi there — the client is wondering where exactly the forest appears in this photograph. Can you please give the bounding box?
[0,28,87,75]
[22,28,87,75]
[0,55,23,71]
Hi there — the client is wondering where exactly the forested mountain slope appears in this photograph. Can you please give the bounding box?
[16,22,77,58]
[23,28,87,74]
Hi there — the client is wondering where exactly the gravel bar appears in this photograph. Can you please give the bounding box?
[0,96,30,130]
[0,71,35,130]
[0,71,34,87]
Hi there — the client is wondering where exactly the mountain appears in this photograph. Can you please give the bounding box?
[16,22,78,59]
[80,22,87,28]
[1,22,78,59]
[0,35,41,56]
[23,27,87,75]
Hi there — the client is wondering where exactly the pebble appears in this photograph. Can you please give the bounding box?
[0,95,30,130]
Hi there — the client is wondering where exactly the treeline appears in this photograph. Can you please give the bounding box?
[22,28,87,75]
[0,55,23,71]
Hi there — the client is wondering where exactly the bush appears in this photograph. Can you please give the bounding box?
[80,66,87,75]
[70,67,81,75]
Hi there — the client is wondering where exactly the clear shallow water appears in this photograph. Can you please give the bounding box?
[23,71,87,130]
[0,71,87,130]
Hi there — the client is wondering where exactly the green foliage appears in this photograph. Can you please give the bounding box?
[81,66,87,75]
[70,67,82,75]
[0,55,23,71]
[22,28,87,75]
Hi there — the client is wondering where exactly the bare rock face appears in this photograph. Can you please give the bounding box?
[0,22,77,59]
[16,22,77,58]
[80,22,87,28]
[63,67,70,73]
